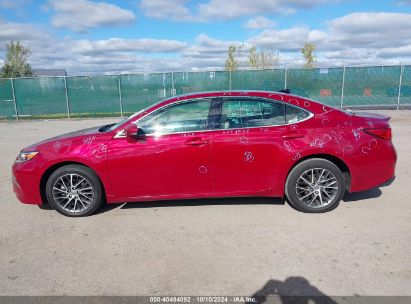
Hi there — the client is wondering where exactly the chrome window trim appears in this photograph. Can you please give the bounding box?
[113,96,314,139]
[114,97,213,138]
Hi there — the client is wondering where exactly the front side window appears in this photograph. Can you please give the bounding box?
[137,98,211,135]
[221,98,286,129]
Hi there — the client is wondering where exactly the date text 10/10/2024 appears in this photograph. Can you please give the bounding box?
[150,297,257,303]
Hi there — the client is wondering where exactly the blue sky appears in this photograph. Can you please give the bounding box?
[1,0,410,74]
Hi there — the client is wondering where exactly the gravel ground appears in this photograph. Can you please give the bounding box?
[0,112,410,296]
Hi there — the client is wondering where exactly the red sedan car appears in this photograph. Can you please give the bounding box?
[12,91,396,216]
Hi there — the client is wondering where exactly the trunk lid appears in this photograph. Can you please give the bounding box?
[352,111,391,122]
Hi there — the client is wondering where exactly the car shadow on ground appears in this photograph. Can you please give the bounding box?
[343,176,395,202]
[251,276,338,304]
[96,187,386,214]
[342,188,382,202]
[40,187,385,215]
[117,197,285,210]
[38,197,285,215]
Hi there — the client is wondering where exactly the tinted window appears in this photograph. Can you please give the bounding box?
[221,98,285,129]
[137,99,211,135]
[285,104,310,123]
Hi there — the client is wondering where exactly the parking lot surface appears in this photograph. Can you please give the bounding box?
[0,112,410,296]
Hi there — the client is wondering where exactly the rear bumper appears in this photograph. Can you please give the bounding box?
[379,175,396,187]
[348,140,397,193]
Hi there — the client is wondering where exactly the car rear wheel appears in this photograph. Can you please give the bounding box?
[46,164,104,216]
[285,158,345,213]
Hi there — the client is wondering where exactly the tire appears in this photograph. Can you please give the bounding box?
[46,164,104,217]
[285,158,345,213]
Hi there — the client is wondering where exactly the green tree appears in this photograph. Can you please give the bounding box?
[248,46,279,69]
[225,45,239,72]
[301,43,316,69]
[248,46,258,69]
[1,41,33,78]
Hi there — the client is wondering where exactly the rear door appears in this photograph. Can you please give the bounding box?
[210,97,289,195]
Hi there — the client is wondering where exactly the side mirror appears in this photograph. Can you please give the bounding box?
[124,124,139,138]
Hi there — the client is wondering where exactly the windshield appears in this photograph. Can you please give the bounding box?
[101,97,179,132]
[99,109,146,132]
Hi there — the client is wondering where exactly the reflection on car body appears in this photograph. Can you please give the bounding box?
[12,91,397,216]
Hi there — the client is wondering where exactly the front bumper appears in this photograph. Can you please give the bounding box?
[12,161,43,205]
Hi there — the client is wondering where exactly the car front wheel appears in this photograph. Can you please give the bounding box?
[46,164,104,216]
[285,158,345,213]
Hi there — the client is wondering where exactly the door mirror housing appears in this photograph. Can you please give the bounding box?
[124,124,139,138]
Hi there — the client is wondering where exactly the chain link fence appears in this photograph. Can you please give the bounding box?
[1,65,410,120]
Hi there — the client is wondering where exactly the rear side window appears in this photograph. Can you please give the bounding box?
[221,98,285,129]
[285,104,310,124]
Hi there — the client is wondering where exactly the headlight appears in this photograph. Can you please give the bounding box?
[16,151,38,162]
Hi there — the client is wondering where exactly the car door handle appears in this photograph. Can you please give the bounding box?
[282,131,305,139]
[185,137,208,146]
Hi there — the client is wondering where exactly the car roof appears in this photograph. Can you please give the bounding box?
[152,90,336,116]
[170,90,289,99]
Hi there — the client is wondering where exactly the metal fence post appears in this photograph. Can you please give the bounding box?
[117,74,123,117]
[63,76,70,118]
[397,65,404,111]
[10,78,18,121]
[284,67,288,89]
[171,70,175,96]
[340,65,346,109]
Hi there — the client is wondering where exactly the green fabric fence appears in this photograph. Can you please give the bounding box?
[0,65,409,120]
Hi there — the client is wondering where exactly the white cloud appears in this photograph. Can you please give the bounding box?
[48,0,136,32]
[247,27,319,51]
[246,12,411,67]
[248,12,411,55]
[397,0,411,5]
[140,0,326,21]
[326,12,411,49]
[183,34,243,58]
[378,45,411,58]
[72,38,187,54]
[181,34,258,70]
[0,0,31,10]
[139,0,191,21]
[197,0,324,20]
[245,16,276,29]
[63,37,189,72]
[0,20,187,73]
[2,12,411,74]
[0,21,50,43]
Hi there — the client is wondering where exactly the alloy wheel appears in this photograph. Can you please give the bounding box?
[295,168,339,208]
[52,173,95,213]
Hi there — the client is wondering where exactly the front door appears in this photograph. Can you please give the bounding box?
[108,98,215,201]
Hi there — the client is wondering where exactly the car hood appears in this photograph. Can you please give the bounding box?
[22,126,104,151]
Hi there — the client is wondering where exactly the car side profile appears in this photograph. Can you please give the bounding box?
[12,91,397,216]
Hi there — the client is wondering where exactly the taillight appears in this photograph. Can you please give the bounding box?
[363,127,392,140]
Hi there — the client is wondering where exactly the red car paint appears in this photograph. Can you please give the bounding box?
[12,91,396,206]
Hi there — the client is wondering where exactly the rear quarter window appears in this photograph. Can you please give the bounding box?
[285,104,310,124]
